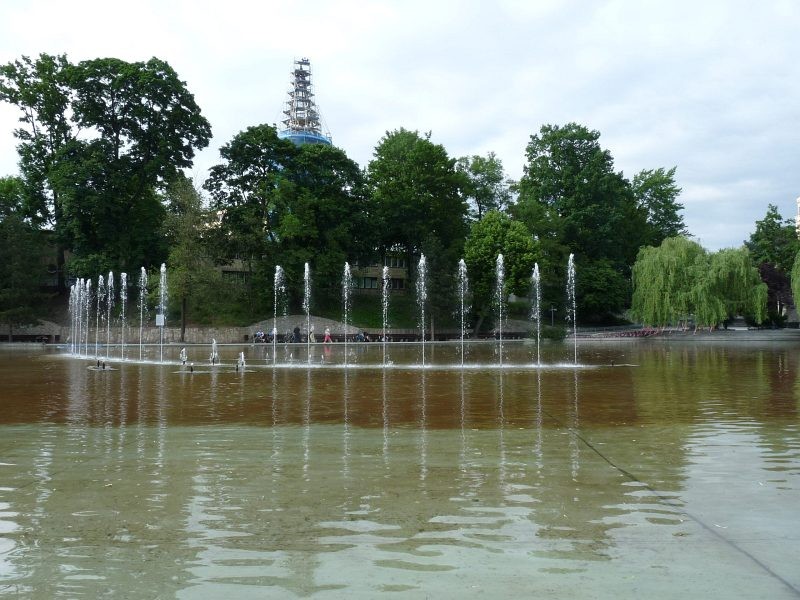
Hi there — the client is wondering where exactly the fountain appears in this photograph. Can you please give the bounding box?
[138,267,148,360]
[342,262,352,367]
[61,256,582,371]
[83,278,91,356]
[416,254,427,367]
[158,263,168,363]
[531,263,541,366]
[381,265,390,366]
[457,259,469,367]
[495,254,505,367]
[120,272,127,360]
[303,262,312,364]
[273,265,286,366]
[105,270,114,359]
[95,274,105,359]
[210,339,219,365]
[566,253,577,365]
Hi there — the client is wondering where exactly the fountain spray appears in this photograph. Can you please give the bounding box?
[120,272,127,360]
[342,262,352,367]
[106,270,114,359]
[495,254,505,367]
[158,263,167,363]
[138,267,148,360]
[417,255,427,367]
[381,265,390,367]
[566,253,577,365]
[531,263,541,366]
[457,259,470,367]
[304,262,312,364]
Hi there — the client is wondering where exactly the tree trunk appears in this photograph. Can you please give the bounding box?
[473,306,489,338]
[7,323,12,343]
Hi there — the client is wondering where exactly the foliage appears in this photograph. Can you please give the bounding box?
[368,128,468,259]
[205,126,371,311]
[456,152,512,220]
[0,176,48,337]
[513,123,649,319]
[792,251,800,316]
[0,53,211,281]
[164,177,222,339]
[632,237,766,327]
[758,263,793,326]
[745,204,799,274]
[463,210,537,332]
[632,167,687,246]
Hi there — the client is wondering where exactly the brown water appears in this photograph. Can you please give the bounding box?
[1,340,799,598]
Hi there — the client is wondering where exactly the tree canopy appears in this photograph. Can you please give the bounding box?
[0,53,211,280]
[464,210,537,332]
[632,236,766,328]
[514,123,648,318]
[456,152,512,221]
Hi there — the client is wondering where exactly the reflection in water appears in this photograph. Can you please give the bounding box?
[0,343,799,597]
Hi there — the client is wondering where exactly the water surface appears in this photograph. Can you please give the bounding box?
[1,340,799,598]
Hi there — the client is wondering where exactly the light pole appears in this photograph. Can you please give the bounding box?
[550,305,556,327]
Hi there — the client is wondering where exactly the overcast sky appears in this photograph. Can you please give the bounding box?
[1,0,798,250]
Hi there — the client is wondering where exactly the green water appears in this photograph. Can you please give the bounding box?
[1,340,799,598]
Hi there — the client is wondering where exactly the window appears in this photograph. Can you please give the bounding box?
[390,278,405,290]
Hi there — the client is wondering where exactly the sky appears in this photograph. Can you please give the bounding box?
[1,0,798,250]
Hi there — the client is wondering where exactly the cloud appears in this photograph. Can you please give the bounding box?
[1,0,798,250]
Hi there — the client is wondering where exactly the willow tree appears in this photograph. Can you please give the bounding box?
[631,237,705,327]
[698,247,767,326]
[792,251,800,308]
[632,237,766,328]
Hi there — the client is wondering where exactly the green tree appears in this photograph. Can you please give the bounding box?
[0,54,75,288]
[280,143,371,302]
[463,210,537,334]
[0,53,211,281]
[632,167,687,246]
[632,237,766,328]
[0,176,47,339]
[164,177,221,341]
[514,123,648,319]
[205,126,371,311]
[368,129,468,262]
[792,250,800,311]
[745,204,799,273]
[631,237,705,327]
[456,152,512,221]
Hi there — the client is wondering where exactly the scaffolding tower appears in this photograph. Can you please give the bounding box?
[278,58,332,146]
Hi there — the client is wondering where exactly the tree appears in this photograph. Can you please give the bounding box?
[792,251,800,312]
[463,210,537,334]
[631,237,705,327]
[368,129,468,262]
[745,204,799,274]
[164,177,220,341]
[205,126,371,311]
[280,143,371,302]
[514,123,648,319]
[0,176,47,339]
[456,152,512,221]
[0,54,75,288]
[632,167,687,246]
[631,237,766,328]
[0,54,212,282]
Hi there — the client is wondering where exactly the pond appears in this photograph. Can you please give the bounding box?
[1,339,799,598]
